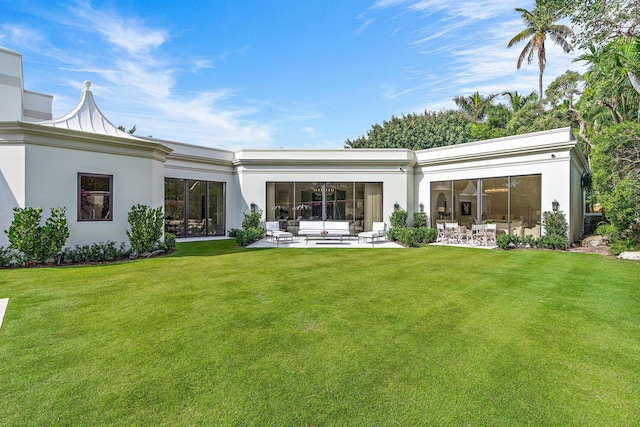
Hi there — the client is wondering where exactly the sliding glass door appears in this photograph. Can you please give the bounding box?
[431,174,541,235]
[164,178,226,237]
[266,181,383,233]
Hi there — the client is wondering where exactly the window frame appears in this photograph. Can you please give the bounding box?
[77,172,113,222]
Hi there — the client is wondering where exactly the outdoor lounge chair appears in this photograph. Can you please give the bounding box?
[357,222,387,246]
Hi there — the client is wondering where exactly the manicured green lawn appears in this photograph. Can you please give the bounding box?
[1,240,639,425]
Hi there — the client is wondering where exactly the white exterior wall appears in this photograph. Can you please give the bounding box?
[161,140,238,230]
[24,143,166,247]
[0,48,23,122]
[415,128,585,244]
[23,90,53,122]
[0,144,26,246]
[234,149,415,228]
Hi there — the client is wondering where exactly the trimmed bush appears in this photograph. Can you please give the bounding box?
[5,207,69,263]
[390,210,408,228]
[540,211,568,250]
[236,227,264,246]
[40,207,70,263]
[235,212,266,246]
[422,227,437,243]
[5,207,43,262]
[412,211,428,228]
[127,205,164,256]
[391,227,420,247]
[61,241,131,264]
[242,212,262,229]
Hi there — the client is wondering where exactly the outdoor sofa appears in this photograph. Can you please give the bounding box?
[298,220,351,244]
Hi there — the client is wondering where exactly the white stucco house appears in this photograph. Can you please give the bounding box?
[0,47,590,248]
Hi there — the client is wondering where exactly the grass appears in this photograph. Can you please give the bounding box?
[1,240,639,426]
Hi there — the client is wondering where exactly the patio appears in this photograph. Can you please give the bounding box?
[249,236,403,248]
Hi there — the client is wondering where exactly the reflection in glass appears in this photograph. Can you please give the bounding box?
[266,181,382,233]
[78,173,112,221]
[431,175,541,235]
[164,178,225,237]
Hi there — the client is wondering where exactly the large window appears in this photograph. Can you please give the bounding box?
[78,173,112,221]
[266,181,383,234]
[164,178,225,237]
[431,175,541,235]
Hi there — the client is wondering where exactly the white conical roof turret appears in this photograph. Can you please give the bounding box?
[38,81,135,138]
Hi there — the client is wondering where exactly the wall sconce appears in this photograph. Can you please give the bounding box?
[250,202,257,213]
[552,199,559,212]
[419,202,424,212]
[394,202,400,211]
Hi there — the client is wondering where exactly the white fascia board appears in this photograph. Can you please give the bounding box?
[416,127,575,167]
[0,122,173,162]
[233,148,417,167]
[150,138,235,167]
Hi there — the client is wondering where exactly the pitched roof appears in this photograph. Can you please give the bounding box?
[38,81,135,138]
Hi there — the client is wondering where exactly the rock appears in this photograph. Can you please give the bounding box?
[618,251,640,261]
[582,235,607,247]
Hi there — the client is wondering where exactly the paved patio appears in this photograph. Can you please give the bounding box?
[248,236,404,248]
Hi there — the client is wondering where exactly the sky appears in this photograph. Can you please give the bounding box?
[0,0,584,150]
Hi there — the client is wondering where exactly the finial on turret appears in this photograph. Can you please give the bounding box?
[84,80,91,90]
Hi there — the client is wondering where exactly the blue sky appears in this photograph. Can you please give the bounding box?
[0,0,583,150]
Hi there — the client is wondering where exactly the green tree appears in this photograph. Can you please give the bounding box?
[507,0,574,99]
[575,40,639,128]
[502,90,539,113]
[453,91,497,122]
[344,110,473,149]
[559,0,639,50]
[117,125,137,134]
[591,122,640,248]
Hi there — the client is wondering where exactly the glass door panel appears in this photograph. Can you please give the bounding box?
[208,182,225,236]
[164,178,185,237]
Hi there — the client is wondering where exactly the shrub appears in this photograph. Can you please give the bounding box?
[235,212,266,246]
[521,235,539,248]
[127,205,164,256]
[5,207,43,262]
[540,211,568,250]
[390,227,420,247]
[40,207,70,263]
[496,234,513,249]
[242,212,262,229]
[420,227,438,243]
[163,233,176,252]
[0,247,27,268]
[595,222,617,238]
[390,210,408,229]
[608,237,640,256]
[236,227,264,246]
[412,211,428,228]
[496,234,523,250]
[5,207,70,263]
[61,241,131,264]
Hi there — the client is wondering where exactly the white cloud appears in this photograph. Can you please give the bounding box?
[354,18,376,35]
[0,23,44,49]
[24,1,278,148]
[70,1,168,56]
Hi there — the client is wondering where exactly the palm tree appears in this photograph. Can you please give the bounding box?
[452,91,497,122]
[502,90,539,112]
[507,0,574,99]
